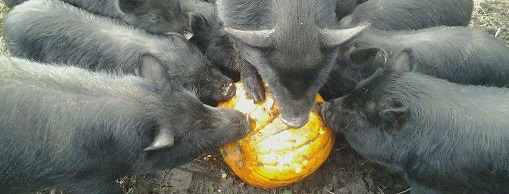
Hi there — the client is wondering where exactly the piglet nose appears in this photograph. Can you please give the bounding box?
[221,82,236,101]
[183,30,194,40]
[240,114,252,135]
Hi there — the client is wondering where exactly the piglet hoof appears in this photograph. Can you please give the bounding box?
[241,74,265,102]
[239,60,265,102]
[234,51,265,102]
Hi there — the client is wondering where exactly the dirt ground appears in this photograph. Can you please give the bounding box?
[0,0,508,193]
[118,138,409,194]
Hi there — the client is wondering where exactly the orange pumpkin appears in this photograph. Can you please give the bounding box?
[219,83,335,189]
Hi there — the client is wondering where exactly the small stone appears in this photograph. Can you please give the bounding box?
[168,168,193,190]
[364,174,374,187]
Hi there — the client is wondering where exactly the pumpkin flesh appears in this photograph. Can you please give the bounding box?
[219,83,335,189]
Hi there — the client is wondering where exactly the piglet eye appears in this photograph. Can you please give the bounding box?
[193,120,204,128]
[340,95,356,110]
[345,102,358,110]
[194,119,210,127]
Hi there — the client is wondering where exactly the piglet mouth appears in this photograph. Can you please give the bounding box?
[281,115,309,128]
[321,102,333,126]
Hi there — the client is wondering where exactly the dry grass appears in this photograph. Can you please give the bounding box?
[470,0,509,45]
[0,1,9,56]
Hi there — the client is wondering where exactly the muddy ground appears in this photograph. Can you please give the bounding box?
[0,0,508,193]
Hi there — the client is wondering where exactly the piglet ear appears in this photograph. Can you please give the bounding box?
[380,107,408,119]
[338,15,353,26]
[116,0,142,15]
[347,47,386,77]
[223,27,274,48]
[143,128,175,152]
[187,13,209,40]
[137,52,171,87]
[388,48,416,73]
[321,23,369,47]
[189,13,208,33]
[347,47,384,64]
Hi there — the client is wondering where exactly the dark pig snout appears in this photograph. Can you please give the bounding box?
[207,106,250,146]
[220,82,236,101]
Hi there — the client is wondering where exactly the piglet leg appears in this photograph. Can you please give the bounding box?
[237,54,265,102]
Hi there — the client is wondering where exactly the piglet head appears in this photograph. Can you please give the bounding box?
[223,24,369,128]
[116,0,190,35]
[190,64,236,106]
[135,53,250,172]
[157,34,236,106]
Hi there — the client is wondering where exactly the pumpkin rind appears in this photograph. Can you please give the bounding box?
[219,83,335,189]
